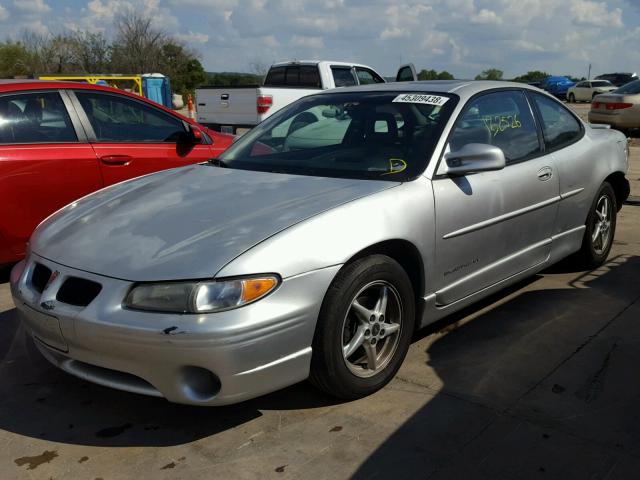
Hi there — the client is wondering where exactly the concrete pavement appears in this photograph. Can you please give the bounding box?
[1,130,639,480]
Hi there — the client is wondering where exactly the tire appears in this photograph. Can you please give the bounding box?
[309,255,415,400]
[576,182,617,269]
[568,93,575,103]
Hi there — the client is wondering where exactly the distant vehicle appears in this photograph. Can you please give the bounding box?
[567,80,617,103]
[539,76,575,99]
[0,80,234,266]
[195,61,416,134]
[594,72,639,88]
[589,79,640,131]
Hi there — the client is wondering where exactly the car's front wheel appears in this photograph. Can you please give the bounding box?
[310,255,415,400]
[576,182,617,268]
[568,93,575,103]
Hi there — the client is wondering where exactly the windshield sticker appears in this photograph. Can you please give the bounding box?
[381,158,407,175]
[482,114,521,137]
[392,94,449,106]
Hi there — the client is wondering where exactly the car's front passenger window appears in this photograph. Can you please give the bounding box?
[75,91,187,143]
[449,90,541,164]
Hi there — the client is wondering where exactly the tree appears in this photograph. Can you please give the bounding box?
[475,68,503,81]
[111,11,166,73]
[417,69,455,80]
[69,31,111,73]
[512,70,548,83]
[0,42,33,77]
[161,42,206,94]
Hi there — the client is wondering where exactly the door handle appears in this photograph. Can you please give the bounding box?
[537,166,553,181]
[100,155,133,166]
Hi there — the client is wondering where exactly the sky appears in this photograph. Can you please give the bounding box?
[1,0,639,78]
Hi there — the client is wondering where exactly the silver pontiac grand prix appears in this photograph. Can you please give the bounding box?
[11,81,630,405]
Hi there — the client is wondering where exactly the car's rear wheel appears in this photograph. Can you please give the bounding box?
[568,93,575,103]
[576,182,617,268]
[309,255,415,400]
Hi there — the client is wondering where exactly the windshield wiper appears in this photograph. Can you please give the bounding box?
[207,157,228,167]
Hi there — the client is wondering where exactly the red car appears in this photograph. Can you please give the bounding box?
[0,80,235,265]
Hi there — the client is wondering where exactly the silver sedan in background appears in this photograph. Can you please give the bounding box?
[11,81,630,405]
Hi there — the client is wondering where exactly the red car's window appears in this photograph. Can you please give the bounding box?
[75,91,187,143]
[0,92,77,144]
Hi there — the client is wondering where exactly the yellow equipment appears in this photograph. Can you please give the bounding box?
[38,75,143,96]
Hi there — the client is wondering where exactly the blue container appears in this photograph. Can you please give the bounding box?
[142,76,172,108]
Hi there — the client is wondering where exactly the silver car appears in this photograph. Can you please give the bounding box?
[11,81,630,405]
[589,79,640,131]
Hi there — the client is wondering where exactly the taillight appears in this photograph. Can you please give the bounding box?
[592,102,600,109]
[606,103,633,110]
[257,95,273,114]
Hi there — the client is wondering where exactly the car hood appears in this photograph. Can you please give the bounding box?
[32,165,398,281]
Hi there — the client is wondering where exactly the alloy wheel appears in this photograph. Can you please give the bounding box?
[341,281,403,378]
[592,194,613,255]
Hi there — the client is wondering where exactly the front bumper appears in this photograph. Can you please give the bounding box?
[10,254,339,405]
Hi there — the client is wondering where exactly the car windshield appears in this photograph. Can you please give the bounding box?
[614,80,640,95]
[591,81,612,87]
[217,91,458,181]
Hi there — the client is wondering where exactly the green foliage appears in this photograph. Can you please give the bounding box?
[475,68,503,81]
[0,12,207,95]
[417,69,455,80]
[205,72,262,86]
[512,70,548,83]
[0,42,33,78]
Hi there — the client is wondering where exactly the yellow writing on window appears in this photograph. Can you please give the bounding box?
[482,114,522,137]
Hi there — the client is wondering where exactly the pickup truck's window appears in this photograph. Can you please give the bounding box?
[0,92,77,144]
[264,66,321,88]
[450,90,540,163]
[331,67,357,87]
[264,67,285,86]
[531,93,582,150]
[76,91,187,143]
[218,91,458,181]
[356,68,384,85]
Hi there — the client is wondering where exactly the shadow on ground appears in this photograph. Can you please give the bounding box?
[353,254,640,479]
[1,255,639,466]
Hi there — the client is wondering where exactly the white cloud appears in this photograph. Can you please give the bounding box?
[0,6,9,21]
[291,35,324,50]
[471,9,502,25]
[12,0,51,14]
[571,0,623,27]
[175,31,209,44]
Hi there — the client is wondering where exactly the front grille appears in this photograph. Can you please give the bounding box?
[56,277,102,306]
[31,263,52,293]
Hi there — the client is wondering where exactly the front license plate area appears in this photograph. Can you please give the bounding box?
[21,304,68,352]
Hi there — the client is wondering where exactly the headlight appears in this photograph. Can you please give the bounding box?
[123,275,279,313]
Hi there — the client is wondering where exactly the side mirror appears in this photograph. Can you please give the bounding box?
[443,143,506,176]
[188,124,203,143]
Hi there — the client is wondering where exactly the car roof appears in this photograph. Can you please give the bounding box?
[0,79,200,125]
[311,80,546,101]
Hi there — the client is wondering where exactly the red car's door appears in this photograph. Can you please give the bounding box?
[72,90,216,186]
[0,90,102,263]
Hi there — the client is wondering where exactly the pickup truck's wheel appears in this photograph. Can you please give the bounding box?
[576,182,617,268]
[310,255,415,400]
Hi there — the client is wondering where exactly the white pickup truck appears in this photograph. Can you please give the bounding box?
[195,61,417,134]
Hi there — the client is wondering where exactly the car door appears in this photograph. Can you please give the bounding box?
[432,89,559,305]
[0,89,102,262]
[528,92,589,242]
[71,90,215,186]
[573,81,586,101]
